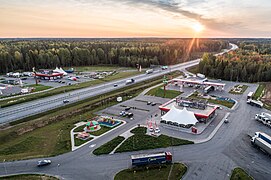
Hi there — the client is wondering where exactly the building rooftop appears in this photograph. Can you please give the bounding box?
[159,98,217,118]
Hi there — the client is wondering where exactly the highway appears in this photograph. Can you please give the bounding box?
[0,43,237,124]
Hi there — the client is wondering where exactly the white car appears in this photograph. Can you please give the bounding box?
[37,159,51,167]
[155,128,160,133]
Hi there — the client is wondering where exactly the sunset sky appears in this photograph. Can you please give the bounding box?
[0,0,270,38]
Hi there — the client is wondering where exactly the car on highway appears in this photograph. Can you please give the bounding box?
[37,159,51,167]
[151,102,156,106]
[63,99,70,103]
[113,84,118,87]
[147,101,151,105]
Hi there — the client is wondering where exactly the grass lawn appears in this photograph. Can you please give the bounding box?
[208,99,235,108]
[26,84,52,92]
[0,174,58,180]
[146,85,181,99]
[67,65,136,72]
[230,167,253,180]
[0,71,182,161]
[189,92,235,108]
[114,163,187,180]
[93,136,125,155]
[0,71,141,108]
[229,85,248,94]
[115,127,193,153]
[89,125,112,136]
[130,126,147,134]
[186,65,199,74]
[73,124,86,132]
[253,84,265,100]
[74,135,93,147]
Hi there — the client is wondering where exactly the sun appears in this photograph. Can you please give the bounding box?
[192,23,204,33]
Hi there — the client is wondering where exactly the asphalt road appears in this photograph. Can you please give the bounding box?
[0,43,237,125]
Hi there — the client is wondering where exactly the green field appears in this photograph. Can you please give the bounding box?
[67,65,136,72]
[186,65,199,74]
[0,174,58,180]
[253,84,265,100]
[0,71,141,108]
[114,163,187,180]
[230,167,253,180]
[146,85,182,99]
[189,92,235,108]
[115,127,193,153]
[88,125,113,136]
[207,99,235,108]
[0,71,182,161]
[74,135,93,147]
[93,136,125,155]
[26,84,52,92]
[229,85,248,94]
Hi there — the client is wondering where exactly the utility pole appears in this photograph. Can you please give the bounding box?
[32,67,38,85]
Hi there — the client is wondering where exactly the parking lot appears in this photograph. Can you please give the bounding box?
[97,95,171,123]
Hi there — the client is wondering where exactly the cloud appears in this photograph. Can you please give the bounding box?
[72,0,245,34]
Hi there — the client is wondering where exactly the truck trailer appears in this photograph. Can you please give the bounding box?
[247,99,263,108]
[255,113,271,127]
[131,152,172,166]
[251,132,271,156]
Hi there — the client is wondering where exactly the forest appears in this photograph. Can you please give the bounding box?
[198,39,271,82]
[0,38,229,73]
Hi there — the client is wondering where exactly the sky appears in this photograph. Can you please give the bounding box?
[0,0,270,38]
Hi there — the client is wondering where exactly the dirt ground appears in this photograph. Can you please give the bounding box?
[261,83,271,103]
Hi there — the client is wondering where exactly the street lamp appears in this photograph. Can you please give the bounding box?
[3,159,7,174]
[57,163,60,176]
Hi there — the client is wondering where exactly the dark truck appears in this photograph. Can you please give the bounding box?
[131,152,172,166]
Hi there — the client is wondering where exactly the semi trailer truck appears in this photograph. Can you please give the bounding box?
[131,152,172,166]
[251,132,271,156]
[255,113,271,128]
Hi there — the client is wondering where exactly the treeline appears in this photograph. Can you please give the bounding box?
[198,41,271,82]
[0,39,229,73]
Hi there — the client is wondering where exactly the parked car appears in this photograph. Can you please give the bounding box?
[63,99,70,103]
[125,107,131,111]
[37,159,51,167]
[151,102,156,106]
[155,128,160,133]
[147,101,152,105]
[120,111,127,116]
[127,112,134,118]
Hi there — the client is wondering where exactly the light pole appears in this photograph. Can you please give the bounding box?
[57,163,60,176]
[3,159,7,174]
